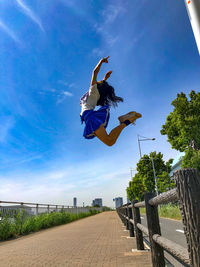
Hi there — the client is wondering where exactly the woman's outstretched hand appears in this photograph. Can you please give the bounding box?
[101,56,109,63]
[103,70,112,81]
[91,56,110,86]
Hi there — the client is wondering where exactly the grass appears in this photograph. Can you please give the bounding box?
[0,209,100,241]
[140,204,182,220]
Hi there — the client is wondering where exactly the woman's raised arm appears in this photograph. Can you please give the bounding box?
[90,56,109,86]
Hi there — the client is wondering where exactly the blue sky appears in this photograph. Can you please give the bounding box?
[0,0,199,207]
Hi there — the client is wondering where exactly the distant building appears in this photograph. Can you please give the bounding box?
[92,198,102,207]
[73,197,77,207]
[113,197,123,208]
[170,152,185,177]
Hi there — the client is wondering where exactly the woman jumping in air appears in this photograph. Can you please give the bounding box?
[80,56,142,146]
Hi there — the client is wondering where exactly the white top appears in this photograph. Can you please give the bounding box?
[80,84,100,115]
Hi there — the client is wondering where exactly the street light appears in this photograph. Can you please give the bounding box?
[137,134,156,158]
[130,167,136,178]
[137,134,158,196]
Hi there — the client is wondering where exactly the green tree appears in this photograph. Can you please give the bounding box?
[136,152,171,193]
[181,149,200,172]
[157,171,176,193]
[126,181,134,202]
[126,174,145,201]
[161,90,200,151]
[126,152,173,200]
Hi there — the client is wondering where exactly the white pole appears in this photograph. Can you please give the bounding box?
[151,155,159,196]
[137,135,142,158]
[184,0,200,55]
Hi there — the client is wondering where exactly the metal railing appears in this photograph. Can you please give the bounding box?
[117,168,200,267]
[0,200,102,218]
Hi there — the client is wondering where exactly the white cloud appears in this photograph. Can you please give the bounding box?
[0,156,131,207]
[94,3,126,48]
[58,81,76,88]
[39,87,73,104]
[107,35,119,47]
[0,20,21,44]
[68,83,76,88]
[46,171,67,180]
[92,48,105,57]
[49,88,56,92]
[58,80,68,86]
[0,179,76,204]
[0,116,15,143]
[56,91,73,104]
[63,91,73,97]
[16,0,44,32]
[101,4,126,24]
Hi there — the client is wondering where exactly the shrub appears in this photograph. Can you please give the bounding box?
[0,209,100,241]
[0,216,13,241]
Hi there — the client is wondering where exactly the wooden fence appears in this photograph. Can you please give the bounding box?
[116,168,200,267]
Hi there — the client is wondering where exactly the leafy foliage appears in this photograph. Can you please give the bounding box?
[157,171,176,193]
[126,152,174,201]
[126,174,145,201]
[159,204,181,220]
[161,90,200,151]
[181,149,200,172]
[0,209,100,241]
[136,152,173,193]
[0,216,12,240]
[140,204,181,220]
[102,206,113,211]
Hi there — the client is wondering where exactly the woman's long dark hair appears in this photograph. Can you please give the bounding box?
[97,81,123,107]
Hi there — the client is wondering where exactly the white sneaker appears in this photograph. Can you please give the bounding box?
[118,111,142,124]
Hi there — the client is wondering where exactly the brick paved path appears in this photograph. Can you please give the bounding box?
[0,211,152,267]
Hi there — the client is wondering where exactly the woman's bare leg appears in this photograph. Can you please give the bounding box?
[94,123,126,146]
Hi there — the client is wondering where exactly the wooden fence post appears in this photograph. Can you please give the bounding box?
[174,168,200,267]
[119,207,123,225]
[36,204,38,215]
[145,192,165,266]
[132,200,144,250]
[125,206,129,230]
[127,204,134,237]
[119,207,124,224]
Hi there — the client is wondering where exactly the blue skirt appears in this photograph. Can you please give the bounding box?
[81,105,110,139]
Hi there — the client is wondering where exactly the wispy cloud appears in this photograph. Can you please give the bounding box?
[92,48,104,57]
[0,154,43,171]
[39,86,73,104]
[56,91,73,104]
[0,158,130,206]
[101,4,126,24]
[0,20,21,44]
[63,91,73,97]
[58,80,68,86]
[94,3,126,47]
[16,0,44,32]
[58,80,76,88]
[0,116,15,144]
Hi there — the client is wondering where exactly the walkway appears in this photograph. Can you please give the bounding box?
[0,211,152,266]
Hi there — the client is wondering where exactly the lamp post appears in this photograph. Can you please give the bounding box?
[137,135,156,158]
[130,167,136,178]
[137,134,158,196]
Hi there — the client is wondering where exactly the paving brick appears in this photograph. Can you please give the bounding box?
[0,211,152,266]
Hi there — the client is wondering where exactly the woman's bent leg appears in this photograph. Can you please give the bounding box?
[94,123,126,146]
